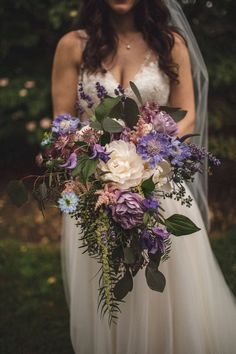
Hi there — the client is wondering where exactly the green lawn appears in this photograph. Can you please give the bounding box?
[0,231,235,354]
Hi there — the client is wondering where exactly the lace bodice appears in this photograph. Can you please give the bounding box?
[77,31,170,115]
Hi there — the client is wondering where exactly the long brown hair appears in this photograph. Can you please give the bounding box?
[77,0,185,83]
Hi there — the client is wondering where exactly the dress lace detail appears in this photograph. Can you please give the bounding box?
[77,43,170,114]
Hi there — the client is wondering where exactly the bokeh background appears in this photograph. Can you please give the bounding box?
[0,0,235,353]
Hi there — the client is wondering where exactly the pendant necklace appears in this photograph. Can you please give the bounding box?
[119,33,142,50]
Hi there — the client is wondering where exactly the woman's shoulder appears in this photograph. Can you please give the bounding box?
[55,29,88,64]
[170,30,190,61]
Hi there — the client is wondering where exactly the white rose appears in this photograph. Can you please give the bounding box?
[98,140,144,189]
[143,159,173,191]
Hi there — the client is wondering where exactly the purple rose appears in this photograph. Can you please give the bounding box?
[152,110,178,137]
[111,191,145,230]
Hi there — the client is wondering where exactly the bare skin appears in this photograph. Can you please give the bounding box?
[52,0,195,137]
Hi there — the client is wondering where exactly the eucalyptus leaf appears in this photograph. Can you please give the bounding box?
[165,214,201,236]
[110,101,124,119]
[129,81,143,105]
[90,120,102,130]
[102,117,123,133]
[114,271,133,300]
[95,96,121,122]
[123,97,139,128]
[38,181,47,199]
[141,175,155,194]
[145,265,166,292]
[7,180,28,207]
[124,247,136,264]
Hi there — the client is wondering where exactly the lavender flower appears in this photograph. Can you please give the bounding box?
[96,82,108,100]
[137,131,171,168]
[52,114,80,135]
[89,144,110,163]
[58,192,79,213]
[114,84,125,96]
[78,82,94,108]
[111,191,145,230]
[140,227,170,254]
[60,152,77,169]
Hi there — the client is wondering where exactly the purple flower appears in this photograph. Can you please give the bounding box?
[60,152,77,169]
[52,114,80,135]
[143,197,159,211]
[137,131,171,168]
[140,227,170,254]
[168,138,191,167]
[152,110,178,136]
[78,83,94,108]
[111,191,145,230]
[95,82,108,100]
[89,144,110,163]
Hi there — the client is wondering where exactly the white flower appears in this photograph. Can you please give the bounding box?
[143,159,173,191]
[98,140,144,189]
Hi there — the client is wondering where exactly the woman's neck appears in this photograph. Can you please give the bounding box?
[109,11,138,37]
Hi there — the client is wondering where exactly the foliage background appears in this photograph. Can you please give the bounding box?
[0,1,235,352]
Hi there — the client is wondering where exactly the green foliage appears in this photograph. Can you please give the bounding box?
[165,214,201,236]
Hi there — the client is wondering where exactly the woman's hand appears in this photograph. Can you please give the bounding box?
[169,33,196,139]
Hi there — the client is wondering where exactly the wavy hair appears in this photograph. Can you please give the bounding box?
[77,0,186,83]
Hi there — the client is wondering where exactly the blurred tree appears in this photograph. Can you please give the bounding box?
[0,0,235,164]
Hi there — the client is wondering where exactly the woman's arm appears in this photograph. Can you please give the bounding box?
[169,33,195,138]
[51,31,83,118]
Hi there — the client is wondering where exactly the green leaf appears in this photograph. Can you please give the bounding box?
[165,214,201,236]
[145,265,166,292]
[114,271,133,300]
[7,180,28,207]
[123,247,136,264]
[102,117,123,133]
[95,96,122,122]
[123,97,139,128]
[90,120,102,130]
[81,159,98,181]
[72,155,88,177]
[129,81,143,105]
[141,175,155,194]
[100,132,110,146]
[160,106,187,122]
[110,101,124,119]
[149,251,162,268]
[38,182,47,200]
[143,212,150,225]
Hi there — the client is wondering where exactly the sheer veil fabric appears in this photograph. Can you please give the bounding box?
[60,3,236,354]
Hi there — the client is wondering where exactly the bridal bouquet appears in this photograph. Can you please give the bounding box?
[7,81,220,324]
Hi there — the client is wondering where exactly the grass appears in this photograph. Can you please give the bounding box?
[0,230,235,354]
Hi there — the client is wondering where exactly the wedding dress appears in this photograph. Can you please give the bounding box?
[60,35,236,354]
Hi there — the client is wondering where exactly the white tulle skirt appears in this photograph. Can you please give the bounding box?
[60,183,236,354]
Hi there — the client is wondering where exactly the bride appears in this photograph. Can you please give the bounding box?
[51,0,236,353]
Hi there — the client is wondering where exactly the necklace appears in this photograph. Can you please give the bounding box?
[118,33,142,50]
